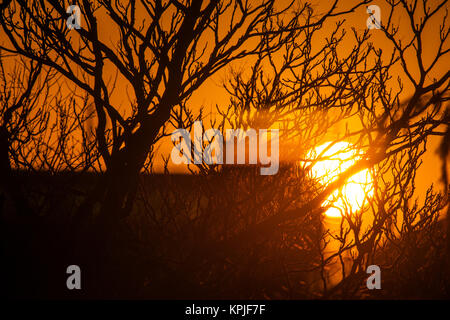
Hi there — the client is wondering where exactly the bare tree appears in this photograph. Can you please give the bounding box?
[0,0,373,229]
[143,0,449,298]
[1,54,101,206]
[201,0,449,255]
[0,53,47,217]
[0,0,448,298]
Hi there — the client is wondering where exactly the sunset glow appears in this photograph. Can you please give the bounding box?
[309,142,374,218]
[1,0,447,301]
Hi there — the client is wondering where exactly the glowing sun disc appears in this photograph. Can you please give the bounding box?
[308,141,374,218]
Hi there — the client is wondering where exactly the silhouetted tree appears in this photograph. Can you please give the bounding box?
[147,0,449,298]
[0,0,448,299]
[0,54,47,217]
[0,0,372,227]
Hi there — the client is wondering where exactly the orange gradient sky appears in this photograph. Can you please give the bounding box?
[0,0,448,198]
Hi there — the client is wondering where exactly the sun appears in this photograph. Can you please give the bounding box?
[308,141,374,218]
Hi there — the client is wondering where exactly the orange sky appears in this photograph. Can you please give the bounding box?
[1,0,448,197]
[151,0,449,198]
